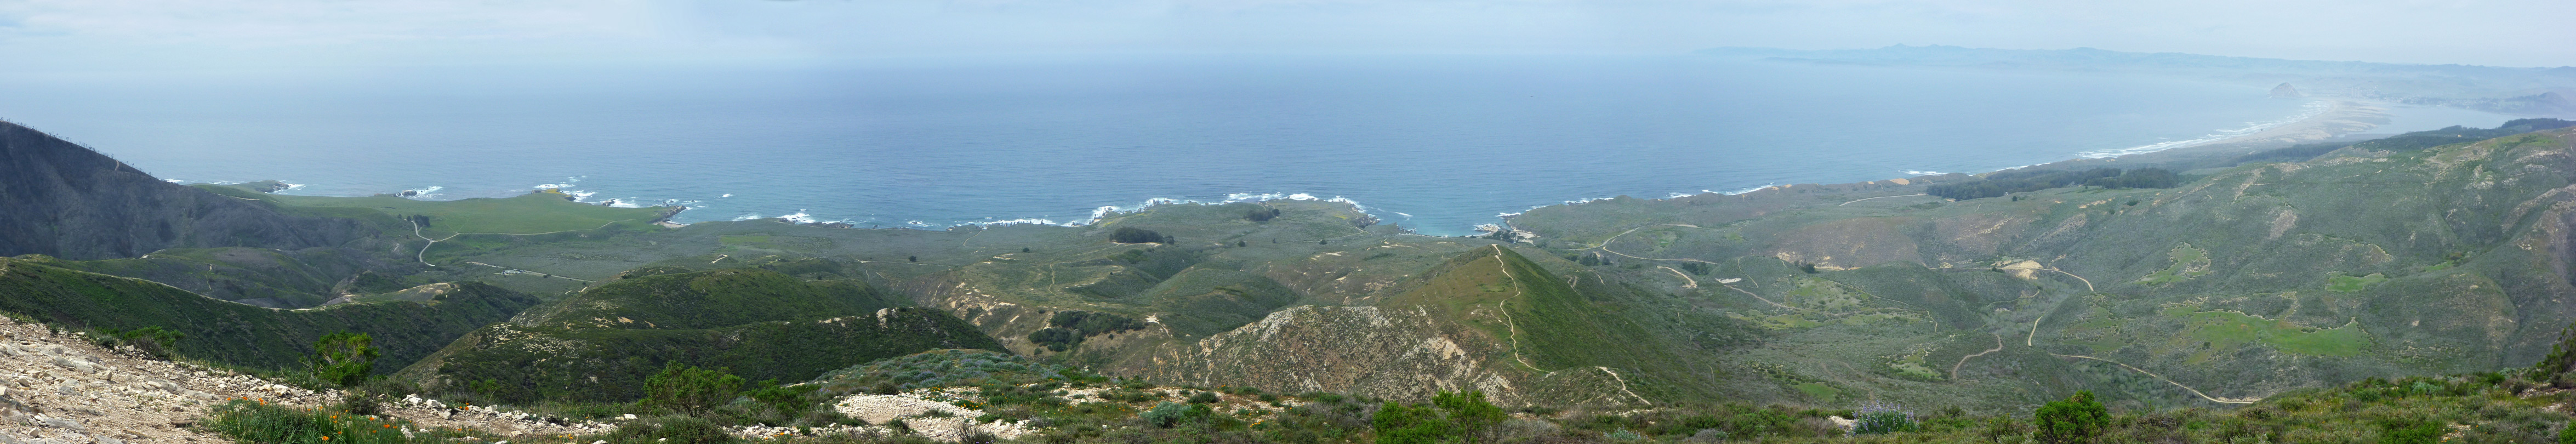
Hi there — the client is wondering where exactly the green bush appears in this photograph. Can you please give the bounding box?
[1144,401,1213,428]
[745,378,822,417]
[1851,402,1918,435]
[1187,391,1221,404]
[1371,401,1451,444]
[2034,391,2107,444]
[1370,391,1507,444]
[204,398,458,443]
[2380,419,2444,444]
[647,362,744,417]
[601,415,739,444]
[308,332,381,388]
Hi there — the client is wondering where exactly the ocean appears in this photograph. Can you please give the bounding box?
[0,55,2526,235]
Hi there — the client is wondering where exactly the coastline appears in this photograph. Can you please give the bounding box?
[1879,98,2393,180]
[2182,100,2391,147]
[245,98,2415,237]
[1495,98,2410,230]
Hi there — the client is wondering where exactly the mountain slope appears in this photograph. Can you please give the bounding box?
[1139,246,1740,406]
[0,122,377,260]
[398,269,1004,403]
[0,255,540,372]
[1503,126,2576,409]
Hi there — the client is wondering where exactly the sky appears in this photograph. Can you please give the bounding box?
[0,0,2569,71]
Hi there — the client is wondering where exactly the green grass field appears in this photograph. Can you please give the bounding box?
[2169,307,2370,357]
[2327,272,2388,293]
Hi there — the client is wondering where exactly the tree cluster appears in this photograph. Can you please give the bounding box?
[1110,227,1173,244]
[1926,167,2179,200]
[1245,206,1283,222]
[1026,310,1150,351]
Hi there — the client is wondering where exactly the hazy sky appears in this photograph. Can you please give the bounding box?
[0,0,2569,70]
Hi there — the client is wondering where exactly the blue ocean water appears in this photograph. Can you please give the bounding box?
[0,55,2525,235]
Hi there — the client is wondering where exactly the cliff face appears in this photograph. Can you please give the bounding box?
[0,122,373,259]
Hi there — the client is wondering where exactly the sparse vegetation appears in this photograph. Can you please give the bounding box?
[646,362,746,417]
[205,398,488,443]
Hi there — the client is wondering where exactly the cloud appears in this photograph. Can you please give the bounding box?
[0,0,2566,69]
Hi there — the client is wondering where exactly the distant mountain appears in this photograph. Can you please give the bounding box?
[0,121,375,260]
[1698,45,2576,115]
[2270,83,2305,98]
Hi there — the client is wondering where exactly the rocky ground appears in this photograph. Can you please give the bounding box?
[0,316,612,443]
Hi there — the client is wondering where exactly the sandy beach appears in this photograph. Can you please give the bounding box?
[2205,100,2392,145]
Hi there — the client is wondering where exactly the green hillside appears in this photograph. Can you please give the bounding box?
[397,269,1004,403]
[0,255,539,373]
[1490,126,2576,410]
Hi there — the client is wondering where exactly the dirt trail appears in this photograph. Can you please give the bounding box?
[1488,246,1546,373]
[2047,354,2258,405]
[1951,333,2004,379]
[1838,193,1929,206]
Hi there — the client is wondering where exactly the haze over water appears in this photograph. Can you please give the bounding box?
[0,55,2521,235]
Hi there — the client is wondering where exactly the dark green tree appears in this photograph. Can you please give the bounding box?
[1371,401,1451,444]
[745,378,820,418]
[1433,391,1507,443]
[646,362,745,417]
[307,332,380,387]
[1112,227,1172,244]
[2033,391,2108,444]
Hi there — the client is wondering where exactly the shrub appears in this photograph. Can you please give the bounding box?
[1188,391,1221,404]
[1372,401,1451,444]
[1144,402,1212,428]
[1247,206,1283,222]
[2033,391,2107,444]
[100,326,185,358]
[1370,391,1507,444]
[2380,419,2444,444]
[603,415,739,444]
[745,378,821,417]
[307,332,381,388]
[1433,391,1506,443]
[2558,418,2576,444]
[204,398,446,443]
[1851,402,1918,435]
[646,362,744,417]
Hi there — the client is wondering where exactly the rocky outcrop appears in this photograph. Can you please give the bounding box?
[1138,305,1527,403]
[2270,82,2305,98]
[0,122,375,260]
